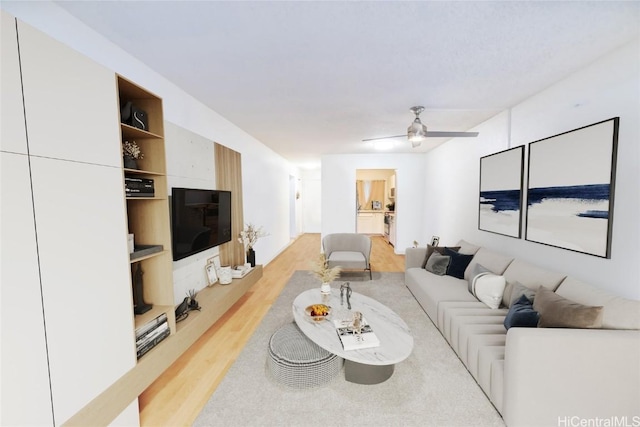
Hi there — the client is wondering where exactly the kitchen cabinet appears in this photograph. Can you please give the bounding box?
[357,211,384,234]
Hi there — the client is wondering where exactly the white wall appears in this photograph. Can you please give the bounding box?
[321,154,425,252]
[2,2,301,304]
[423,39,640,299]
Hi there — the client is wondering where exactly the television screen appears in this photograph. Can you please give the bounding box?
[171,188,232,261]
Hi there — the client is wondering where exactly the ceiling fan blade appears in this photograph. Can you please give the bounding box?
[426,131,479,138]
[361,135,406,142]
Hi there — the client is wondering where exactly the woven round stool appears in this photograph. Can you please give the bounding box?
[267,322,343,389]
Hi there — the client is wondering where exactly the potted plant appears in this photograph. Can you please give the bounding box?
[238,223,268,267]
[122,140,143,169]
[310,253,341,294]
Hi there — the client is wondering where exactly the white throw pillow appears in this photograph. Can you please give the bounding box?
[471,272,507,309]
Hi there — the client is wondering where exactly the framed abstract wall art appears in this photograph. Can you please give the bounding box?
[525,117,619,258]
[479,146,525,238]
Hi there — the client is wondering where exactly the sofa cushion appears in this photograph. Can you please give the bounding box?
[504,295,540,330]
[466,334,506,378]
[456,239,481,255]
[502,281,537,308]
[533,287,603,328]
[470,272,506,309]
[425,253,450,275]
[455,321,506,362]
[405,268,477,322]
[555,277,640,330]
[442,307,506,343]
[445,247,474,279]
[327,251,366,269]
[464,248,514,283]
[437,301,488,330]
[502,259,566,293]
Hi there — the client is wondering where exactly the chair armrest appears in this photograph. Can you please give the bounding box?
[405,247,427,270]
[503,328,640,427]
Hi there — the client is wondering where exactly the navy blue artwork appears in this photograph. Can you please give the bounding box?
[528,184,610,219]
[480,189,522,212]
[478,145,524,238]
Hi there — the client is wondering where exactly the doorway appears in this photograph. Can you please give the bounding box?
[355,169,396,239]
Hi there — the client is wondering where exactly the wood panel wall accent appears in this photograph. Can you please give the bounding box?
[214,143,245,266]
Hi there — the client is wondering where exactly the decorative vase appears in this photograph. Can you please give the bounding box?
[321,282,331,295]
[247,248,256,267]
[123,155,138,169]
[218,266,232,285]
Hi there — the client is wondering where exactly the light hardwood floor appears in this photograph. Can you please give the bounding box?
[138,233,405,426]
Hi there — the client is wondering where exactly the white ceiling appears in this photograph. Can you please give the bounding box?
[54,1,639,167]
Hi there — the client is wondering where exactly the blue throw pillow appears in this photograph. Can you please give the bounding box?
[444,247,474,279]
[504,295,540,330]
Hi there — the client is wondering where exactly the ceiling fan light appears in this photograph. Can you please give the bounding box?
[407,117,427,146]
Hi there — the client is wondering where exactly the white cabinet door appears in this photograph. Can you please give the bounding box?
[0,153,54,426]
[30,157,135,424]
[1,11,27,154]
[373,212,385,234]
[17,20,121,167]
[357,213,374,234]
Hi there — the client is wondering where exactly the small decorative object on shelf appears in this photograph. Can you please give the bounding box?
[246,248,256,268]
[205,261,218,286]
[218,266,232,285]
[238,223,269,267]
[187,289,201,311]
[132,264,152,315]
[122,140,143,169]
[310,253,341,295]
[121,101,148,131]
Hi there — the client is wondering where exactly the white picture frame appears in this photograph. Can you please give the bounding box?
[205,262,218,286]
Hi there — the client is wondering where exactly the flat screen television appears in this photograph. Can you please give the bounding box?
[171,188,232,261]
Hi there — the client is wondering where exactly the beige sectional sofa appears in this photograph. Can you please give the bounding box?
[405,240,640,427]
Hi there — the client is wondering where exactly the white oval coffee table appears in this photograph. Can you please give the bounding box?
[292,288,413,384]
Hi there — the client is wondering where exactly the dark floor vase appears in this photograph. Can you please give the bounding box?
[247,248,256,267]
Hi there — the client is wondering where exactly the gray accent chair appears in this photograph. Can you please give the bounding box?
[322,233,372,280]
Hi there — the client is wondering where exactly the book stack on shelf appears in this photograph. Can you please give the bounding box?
[125,176,155,198]
[136,312,169,359]
[334,318,380,351]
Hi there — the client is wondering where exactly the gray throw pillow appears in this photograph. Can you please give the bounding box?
[422,245,460,269]
[506,281,537,308]
[425,253,450,276]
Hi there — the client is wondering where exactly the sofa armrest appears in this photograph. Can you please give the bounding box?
[405,247,427,270]
[503,328,640,427]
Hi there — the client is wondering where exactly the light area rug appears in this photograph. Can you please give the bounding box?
[193,271,504,427]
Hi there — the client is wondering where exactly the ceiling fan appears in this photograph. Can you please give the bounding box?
[362,106,479,148]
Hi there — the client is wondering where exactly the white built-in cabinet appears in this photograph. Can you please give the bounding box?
[1,153,54,426]
[0,11,26,154]
[17,19,121,167]
[1,13,139,426]
[1,10,52,425]
[29,157,136,424]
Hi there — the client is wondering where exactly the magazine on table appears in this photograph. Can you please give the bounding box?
[333,318,380,350]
